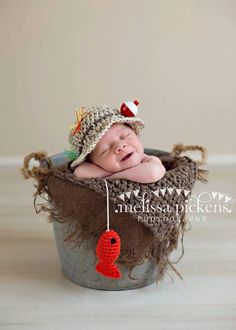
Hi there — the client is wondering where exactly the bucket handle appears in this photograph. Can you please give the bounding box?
[171,143,207,166]
[20,151,52,180]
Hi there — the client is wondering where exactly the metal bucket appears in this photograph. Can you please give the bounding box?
[46,149,169,291]
[53,221,157,290]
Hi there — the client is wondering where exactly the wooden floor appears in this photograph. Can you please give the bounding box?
[0,164,235,329]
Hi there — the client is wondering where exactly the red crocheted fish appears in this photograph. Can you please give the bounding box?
[95,229,121,279]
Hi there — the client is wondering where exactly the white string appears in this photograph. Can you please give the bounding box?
[103,179,110,232]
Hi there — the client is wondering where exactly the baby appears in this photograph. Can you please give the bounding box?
[67,104,166,184]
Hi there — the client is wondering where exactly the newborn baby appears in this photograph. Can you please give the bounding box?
[74,123,165,183]
[67,104,166,184]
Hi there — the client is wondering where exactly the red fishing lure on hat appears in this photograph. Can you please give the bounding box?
[120,100,139,117]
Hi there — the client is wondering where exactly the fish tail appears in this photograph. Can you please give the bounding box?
[96,261,121,279]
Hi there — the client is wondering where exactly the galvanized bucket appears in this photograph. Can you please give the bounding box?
[47,149,169,290]
[53,221,157,290]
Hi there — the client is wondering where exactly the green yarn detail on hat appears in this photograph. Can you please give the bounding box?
[64,149,79,161]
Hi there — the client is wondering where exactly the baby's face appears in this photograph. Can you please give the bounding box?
[88,123,144,172]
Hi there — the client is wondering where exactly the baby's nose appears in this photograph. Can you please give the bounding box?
[115,141,127,153]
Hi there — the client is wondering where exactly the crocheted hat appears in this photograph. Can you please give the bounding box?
[66,103,145,169]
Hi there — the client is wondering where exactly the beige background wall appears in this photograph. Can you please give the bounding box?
[0,0,235,160]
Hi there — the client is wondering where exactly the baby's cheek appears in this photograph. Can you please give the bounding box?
[106,157,116,168]
[102,155,120,172]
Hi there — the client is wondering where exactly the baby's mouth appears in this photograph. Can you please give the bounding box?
[121,152,133,162]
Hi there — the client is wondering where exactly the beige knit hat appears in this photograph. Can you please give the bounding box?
[65,104,145,169]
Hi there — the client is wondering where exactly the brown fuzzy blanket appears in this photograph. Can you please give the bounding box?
[21,144,207,282]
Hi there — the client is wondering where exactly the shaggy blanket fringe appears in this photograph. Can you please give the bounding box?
[21,144,208,283]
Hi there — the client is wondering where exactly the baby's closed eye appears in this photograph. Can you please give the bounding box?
[101,148,109,155]
[101,132,130,155]
[121,132,130,139]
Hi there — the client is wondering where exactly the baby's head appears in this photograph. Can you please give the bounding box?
[87,123,144,172]
[67,104,145,170]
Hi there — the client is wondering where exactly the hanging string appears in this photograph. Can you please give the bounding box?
[103,179,110,232]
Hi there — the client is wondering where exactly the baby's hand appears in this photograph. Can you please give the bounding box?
[141,155,162,164]
[105,155,166,183]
